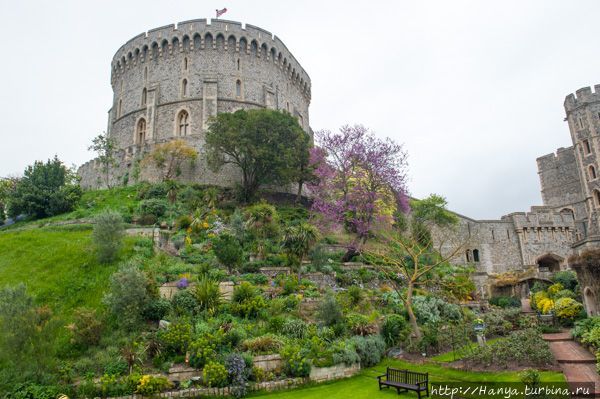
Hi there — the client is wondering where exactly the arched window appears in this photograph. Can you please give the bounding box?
[590,165,597,180]
[141,88,147,106]
[183,57,188,70]
[181,79,188,97]
[583,139,592,155]
[177,110,189,136]
[136,118,146,144]
[236,80,242,97]
[237,59,240,71]
[594,190,600,207]
[473,249,480,262]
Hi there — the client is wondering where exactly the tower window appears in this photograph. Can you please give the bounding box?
[177,110,189,136]
[594,190,600,207]
[236,80,242,97]
[136,118,146,144]
[117,99,122,118]
[184,57,188,70]
[181,79,188,97]
[237,59,240,71]
[144,67,148,80]
[579,117,585,129]
[141,88,147,106]
[473,249,480,262]
[590,165,597,180]
[584,139,592,155]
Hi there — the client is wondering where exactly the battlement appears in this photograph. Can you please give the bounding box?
[111,19,311,100]
[536,146,575,173]
[564,84,600,112]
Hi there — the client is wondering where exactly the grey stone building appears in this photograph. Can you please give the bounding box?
[441,85,600,313]
[78,19,311,188]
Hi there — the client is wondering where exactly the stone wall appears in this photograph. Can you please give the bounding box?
[79,18,311,190]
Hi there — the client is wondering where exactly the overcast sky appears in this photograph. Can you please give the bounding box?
[1,0,599,219]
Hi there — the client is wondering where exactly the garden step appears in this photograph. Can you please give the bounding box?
[549,341,596,364]
[560,363,600,396]
[543,332,573,342]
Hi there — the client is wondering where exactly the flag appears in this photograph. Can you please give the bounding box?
[216,7,228,18]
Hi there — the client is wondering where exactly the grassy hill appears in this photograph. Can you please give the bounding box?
[0,224,136,315]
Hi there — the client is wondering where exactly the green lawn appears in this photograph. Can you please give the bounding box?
[250,358,566,399]
[0,225,134,315]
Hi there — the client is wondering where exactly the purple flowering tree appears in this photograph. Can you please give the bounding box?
[309,125,409,258]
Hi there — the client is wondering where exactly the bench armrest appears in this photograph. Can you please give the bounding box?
[377,374,386,381]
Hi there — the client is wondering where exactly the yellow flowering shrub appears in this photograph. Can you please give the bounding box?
[136,375,172,395]
[548,283,564,297]
[531,291,548,310]
[554,297,583,320]
[537,298,555,315]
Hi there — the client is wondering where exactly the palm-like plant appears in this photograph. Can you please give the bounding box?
[281,222,320,273]
[193,276,223,315]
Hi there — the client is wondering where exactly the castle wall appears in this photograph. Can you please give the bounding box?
[536,147,585,217]
[79,19,311,189]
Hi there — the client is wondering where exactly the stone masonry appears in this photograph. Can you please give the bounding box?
[438,85,600,310]
[78,19,311,189]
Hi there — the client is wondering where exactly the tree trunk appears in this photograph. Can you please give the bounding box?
[405,282,422,341]
[296,180,304,203]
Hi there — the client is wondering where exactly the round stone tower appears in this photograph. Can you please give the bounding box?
[79,18,311,188]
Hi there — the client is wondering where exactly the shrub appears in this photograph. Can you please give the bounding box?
[346,313,377,336]
[464,328,553,368]
[349,335,386,367]
[233,282,258,303]
[347,286,364,306]
[103,265,150,331]
[193,276,222,314]
[138,198,168,219]
[554,298,583,322]
[281,344,311,377]
[189,337,217,368]
[331,340,361,365]
[92,210,125,263]
[547,283,564,297]
[555,289,576,300]
[552,271,578,291]
[136,375,172,395]
[144,298,171,321]
[226,353,248,398]
[317,294,344,328]
[281,318,308,339]
[171,289,197,315]
[531,290,548,311]
[482,308,520,336]
[176,214,193,230]
[213,233,244,273]
[240,273,268,285]
[582,326,600,349]
[412,295,461,325]
[537,298,555,315]
[489,296,521,308]
[242,334,284,354]
[203,361,229,388]
[157,320,192,355]
[380,314,408,347]
[573,317,600,341]
[67,308,102,347]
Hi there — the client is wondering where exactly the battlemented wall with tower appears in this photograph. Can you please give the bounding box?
[78,19,311,188]
[432,84,600,299]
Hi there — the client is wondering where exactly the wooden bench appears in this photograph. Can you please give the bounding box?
[377,367,429,397]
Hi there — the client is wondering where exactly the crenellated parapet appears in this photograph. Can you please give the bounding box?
[110,19,311,100]
[564,84,600,113]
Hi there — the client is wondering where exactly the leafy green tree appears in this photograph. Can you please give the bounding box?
[213,233,243,274]
[92,210,125,263]
[88,132,118,188]
[206,109,310,202]
[7,156,81,219]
